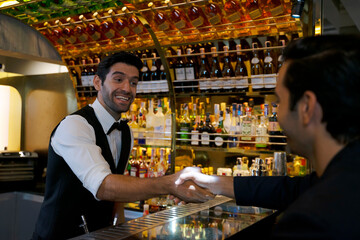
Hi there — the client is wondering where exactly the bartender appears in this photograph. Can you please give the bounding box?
[32,52,214,240]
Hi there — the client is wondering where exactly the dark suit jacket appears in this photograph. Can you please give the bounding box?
[234,139,360,239]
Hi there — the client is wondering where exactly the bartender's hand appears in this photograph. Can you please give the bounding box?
[175,167,235,198]
[168,167,215,203]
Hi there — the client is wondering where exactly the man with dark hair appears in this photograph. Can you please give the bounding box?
[177,34,360,239]
[32,52,214,240]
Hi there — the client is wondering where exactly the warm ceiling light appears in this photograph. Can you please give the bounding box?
[0,1,19,8]
[291,0,305,18]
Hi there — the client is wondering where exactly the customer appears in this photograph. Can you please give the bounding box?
[177,34,360,239]
[32,52,214,240]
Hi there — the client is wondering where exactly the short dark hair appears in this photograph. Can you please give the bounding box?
[283,35,360,144]
[96,51,143,84]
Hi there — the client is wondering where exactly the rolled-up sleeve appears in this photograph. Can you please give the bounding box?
[51,115,112,199]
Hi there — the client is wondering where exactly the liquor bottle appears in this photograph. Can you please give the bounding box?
[129,103,139,145]
[263,40,276,89]
[164,99,172,146]
[179,103,191,145]
[241,0,262,20]
[268,103,286,150]
[255,115,268,149]
[198,48,210,93]
[68,60,81,87]
[277,39,286,72]
[140,54,151,93]
[149,2,178,37]
[223,0,250,34]
[212,104,220,129]
[185,48,198,93]
[139,149,148,178]
[228,103,238,148]
[146,99,156,145]
[214,110,228,148]
[150,53,159,81]
[108,9,136,40]
[147,148,158,177]
[210,46,223,92]
[240,106,255,150]
[250,42,264,90]
[222,45,235,91]
[173,48,186,93]
[67,17,90,47]
[130,148,139,177]
[262,0,285,17]
[166,0,199,41]
[122,7,151,40]
[138,101,147,145]
[201,113,216,147]
[154,99,166,146]
[204,0,230,36]
[55,19,77,46]
[44,22,65,46]
[93,12,121,42]
[80,58,91,88]
[187,3,213,34]
[234,44,249,91]
[157,148,167,176]
[79,15,105,43]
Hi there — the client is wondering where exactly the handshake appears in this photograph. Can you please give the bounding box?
[168,167,235,204]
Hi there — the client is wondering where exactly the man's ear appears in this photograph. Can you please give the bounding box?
[94,75,102,91]
[299,90,318,125]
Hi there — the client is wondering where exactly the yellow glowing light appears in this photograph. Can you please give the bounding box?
[0,1,19,8]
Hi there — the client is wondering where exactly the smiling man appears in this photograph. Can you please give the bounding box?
[177,35,360,239]
[32,52,214,240]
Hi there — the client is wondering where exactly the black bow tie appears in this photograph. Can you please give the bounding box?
[107,120,128,135]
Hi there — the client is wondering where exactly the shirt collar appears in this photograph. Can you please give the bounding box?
[90,98,120,134]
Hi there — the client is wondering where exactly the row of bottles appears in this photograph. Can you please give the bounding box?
[169,37,287,93]
[125,147,171,178]
[10,0,301,55]
[67,35,292,104]
[123,96,286,151]
[176,98,286,151]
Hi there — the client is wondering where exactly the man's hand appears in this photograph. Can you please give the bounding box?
[167,167,215,203]
[174,167,235,198]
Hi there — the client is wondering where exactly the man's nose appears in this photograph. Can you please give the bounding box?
[120,79,131,92]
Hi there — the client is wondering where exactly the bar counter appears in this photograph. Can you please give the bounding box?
[71,195,276,240]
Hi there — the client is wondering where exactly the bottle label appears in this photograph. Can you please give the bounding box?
[91,32,101,41]
[214,136,223,147]
[268,122,281,132]
[236,76,248,89]
[191,130,199,145]
[105,29,115,39]
[180,126,190,139]
[67,35,77,44]
[132,25,143,35]
[78,33,88,42]
[199,78,208,90]
[209,14,221,25]
[251,57,260,64]
[249,9,262,19]
[174,20,186,29]
[130,167,137,177]
[251,74,264,89]
[270,5,284,16]
[158,22,170,31]
[241,121,251,141]
[227,12,241,22]
[118,27,130,37]
[139,168,147,178]
[56,37,66,45]
[191,16,204,28]
[264,74,277,88]
[165,118,172,136]
[201,132,210,145]
[175,68,186,80]
[264,56,273,63]
[185,67,195,80]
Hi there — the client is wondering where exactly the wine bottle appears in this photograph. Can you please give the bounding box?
[250,42,264,90]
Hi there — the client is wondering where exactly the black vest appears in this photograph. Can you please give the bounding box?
[33,106,131,240]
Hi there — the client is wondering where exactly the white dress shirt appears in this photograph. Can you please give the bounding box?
[51,99,134,199]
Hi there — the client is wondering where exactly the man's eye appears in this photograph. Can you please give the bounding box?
[114,78,123,82]
[131,81,138,86]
